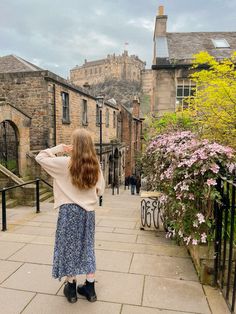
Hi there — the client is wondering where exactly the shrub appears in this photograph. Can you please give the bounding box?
[142,131,236,245]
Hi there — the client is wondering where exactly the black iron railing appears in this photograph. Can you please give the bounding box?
[214,176,236,313]
[0,178,52,231]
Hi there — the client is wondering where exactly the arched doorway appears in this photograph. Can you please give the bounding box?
[0,120,19,174]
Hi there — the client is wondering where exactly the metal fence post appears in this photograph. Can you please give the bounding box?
[36,178,40,213]
[1,189,7,231]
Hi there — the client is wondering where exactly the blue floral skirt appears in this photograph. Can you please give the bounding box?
[52,203,96,280]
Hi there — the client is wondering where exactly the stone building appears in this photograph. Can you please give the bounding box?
[152,6,236,115]
[0,55,126,187]
[119,98,144,178]
[70,50,146,87]
[0,55,144,193]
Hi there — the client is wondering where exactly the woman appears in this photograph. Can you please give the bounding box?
[36,128,105,304]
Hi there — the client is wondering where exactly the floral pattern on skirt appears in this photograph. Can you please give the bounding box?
[52,203,96,280]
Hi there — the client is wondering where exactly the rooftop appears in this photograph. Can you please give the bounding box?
[0,55,43,73]
[155,32,236,66]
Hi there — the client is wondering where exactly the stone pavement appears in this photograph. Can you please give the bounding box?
[0,189,230,314]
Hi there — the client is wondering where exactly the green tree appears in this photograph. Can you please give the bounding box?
[143,111,194,141]
[189,51,236,148]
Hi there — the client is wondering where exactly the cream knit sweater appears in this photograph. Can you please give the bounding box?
[35,144,105,211]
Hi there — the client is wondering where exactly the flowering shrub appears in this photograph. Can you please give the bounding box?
[142,131,236,246]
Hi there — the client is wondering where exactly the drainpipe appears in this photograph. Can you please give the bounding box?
[53,84,57,145]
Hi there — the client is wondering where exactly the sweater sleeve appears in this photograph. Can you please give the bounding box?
[96,169,105,196]
[35,144,66,178]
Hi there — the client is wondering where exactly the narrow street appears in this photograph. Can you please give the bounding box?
[0,189,229,314]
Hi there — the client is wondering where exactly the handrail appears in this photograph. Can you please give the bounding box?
[1,178,53,231]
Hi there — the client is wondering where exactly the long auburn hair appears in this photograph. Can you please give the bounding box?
[69,128,99,189]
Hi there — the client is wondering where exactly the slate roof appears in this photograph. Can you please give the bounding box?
[155,32,236,66]
[0,55,43,73]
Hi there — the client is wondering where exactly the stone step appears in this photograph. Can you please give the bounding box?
[6,198,18,208]
[0,197,18,208]
[40,191,53,202]
[42,195,54,203]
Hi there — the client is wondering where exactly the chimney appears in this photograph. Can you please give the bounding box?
[154,5,167,37]
[132,97,140,118]
[158,5,164,16]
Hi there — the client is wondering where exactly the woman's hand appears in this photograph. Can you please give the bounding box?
[62,144,73,153]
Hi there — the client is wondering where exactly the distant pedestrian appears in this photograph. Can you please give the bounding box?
[36,129,105,304]
[136,175,141,194]
[125,175,130,189]
[130,174,136,195]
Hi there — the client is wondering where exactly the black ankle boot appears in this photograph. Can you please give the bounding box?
[77,280,97,302]
[63,280,77,303]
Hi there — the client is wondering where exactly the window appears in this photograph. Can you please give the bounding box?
[212,38,230,48]
[62,92,70,123]
[99,68,102,74]
[96,104,100,126]
[85,69,87,76]
[105,108,109,127]
[90,69,92,75]
[113,111,116,128]
[82,99,88,125]
[176,79,196,111]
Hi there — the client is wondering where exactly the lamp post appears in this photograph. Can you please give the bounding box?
[96,95,104,206]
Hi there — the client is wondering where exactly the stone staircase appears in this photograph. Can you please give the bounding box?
[0,166,54,208]
[0,192,18,208]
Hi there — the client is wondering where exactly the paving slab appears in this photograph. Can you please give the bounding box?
[95,226,114,233]
[9,243,53,265]
[31,235,55,245]
[113,228,156,235]
[1,263,62,294]
[137,234,176,246]
[93,270,144,305]
[12,225,55,236]
[95,240,189,257]
[0,260,23,283]
[130,253,198,281]
[0,233,37,243]
[97,219,137,229]
[22,294,121,314]
[0,287,35,314]
[203,286,230,314]
[122,305,189,314]
[96,231,137,243]
[31,215,57,223]
[0,241,26,259]
[96,250,133,272]
[57,270,144,305]
[143,276,211,314]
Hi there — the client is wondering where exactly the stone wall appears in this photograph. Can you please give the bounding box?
[0,71,51,150]
[141,69,154,114]
[153,69,176,115]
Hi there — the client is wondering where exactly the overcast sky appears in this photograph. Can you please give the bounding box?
[1,0,236,78]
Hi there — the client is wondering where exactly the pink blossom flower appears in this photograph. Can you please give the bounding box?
[180,183,189,191]
[192,239,198,245]
[201,233,207,243]
[210,163,220,174]
[189,193,195,200]
[197,213,205,224]
[227,163,235,173]
[206,179,217,186]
